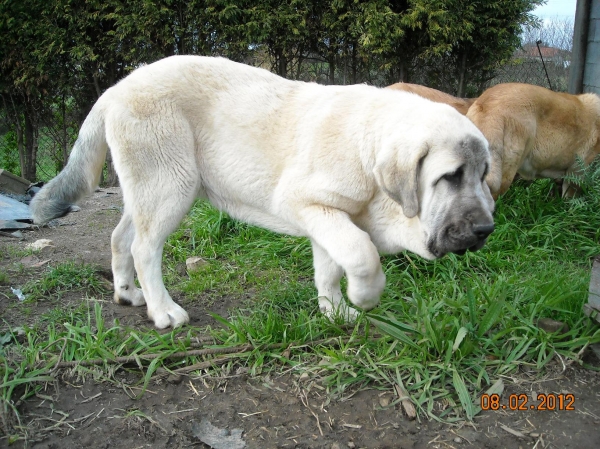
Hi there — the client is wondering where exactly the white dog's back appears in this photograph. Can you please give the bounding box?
[99,56,471,234]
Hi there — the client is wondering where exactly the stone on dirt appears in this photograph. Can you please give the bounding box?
[536,317,569,334]
[191,419,246,449]
[186,256,208,273]
[26,239,55,251]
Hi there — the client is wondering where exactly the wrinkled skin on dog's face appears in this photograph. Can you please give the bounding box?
[418,135,495,259]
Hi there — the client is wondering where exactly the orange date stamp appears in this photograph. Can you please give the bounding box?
[480,393,575,411]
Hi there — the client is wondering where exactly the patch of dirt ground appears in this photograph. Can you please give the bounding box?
[1,188,600,449]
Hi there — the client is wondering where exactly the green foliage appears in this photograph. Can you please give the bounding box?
[0,0,546,181]
[359,0,543,89]
[0,130,20,176]
[563,156,600,201]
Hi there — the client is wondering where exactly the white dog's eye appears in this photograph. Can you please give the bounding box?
[481,163,489,182]
[441,166,463,185]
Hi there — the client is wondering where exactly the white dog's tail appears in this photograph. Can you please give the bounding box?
[30,104,108,224]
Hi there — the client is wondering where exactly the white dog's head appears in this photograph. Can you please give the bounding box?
[373,112,495,259]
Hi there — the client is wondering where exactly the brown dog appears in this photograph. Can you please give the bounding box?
[387,83,475,115]
[467,83,600,198]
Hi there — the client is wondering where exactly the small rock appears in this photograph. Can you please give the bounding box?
[19,255,37,265]
[347,443,356,449]
[331,444,341,449]
[186,256,208,272]
[379,396,390,407]
[11,231,23,238]
[175,263,187,277]
[454,437,462,443]
[26,239,54,252]
[530,433,540,438]
[12,326,26,343]
[167,374,183,384]
[191,419,245,449]
[537,318,569,334]
[299,372,310,381]
[318,357,331,366]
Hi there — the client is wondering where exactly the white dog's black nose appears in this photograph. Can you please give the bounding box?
[473,223,495,239]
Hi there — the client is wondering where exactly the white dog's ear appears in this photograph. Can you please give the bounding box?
[373,144,428,218]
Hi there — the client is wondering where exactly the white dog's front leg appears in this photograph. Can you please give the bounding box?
[301,206,385,312]
[311,240,359,321]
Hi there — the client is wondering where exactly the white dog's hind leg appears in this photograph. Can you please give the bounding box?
[110,111,197,329]
[129,194,193,329]
[312,240,359,321]
[111,210,145,306]
[301,206,385,312]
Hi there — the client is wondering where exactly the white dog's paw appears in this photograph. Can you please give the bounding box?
[114,287,146,307]
[346,269,385,311]
[318,297,360,322]
[148,303,190,329]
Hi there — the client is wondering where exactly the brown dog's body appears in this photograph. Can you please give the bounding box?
[467,83,600,198]
[387,83,475,115]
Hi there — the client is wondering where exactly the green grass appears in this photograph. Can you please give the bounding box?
[21,262,109,301]
[2,170,600,438]
[0,244,34,261]
[164,206,314,301]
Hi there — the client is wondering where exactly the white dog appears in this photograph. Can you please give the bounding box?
[31,56,495,329]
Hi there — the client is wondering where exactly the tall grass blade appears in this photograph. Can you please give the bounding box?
[452,369,476,420]
[452,327,468,352]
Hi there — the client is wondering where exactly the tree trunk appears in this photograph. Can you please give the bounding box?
[398,61,408,83]
[456,52,467,97]
[295,54,304,80]
[351,44,357,84]
[61,94,69,169]
[342,53,347,85]
[278,55,288,78]
[93,68,119,187]
[16,118,25,179]
[23,108,38,181]
[92,72,102,98]
[328,53,335,84]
